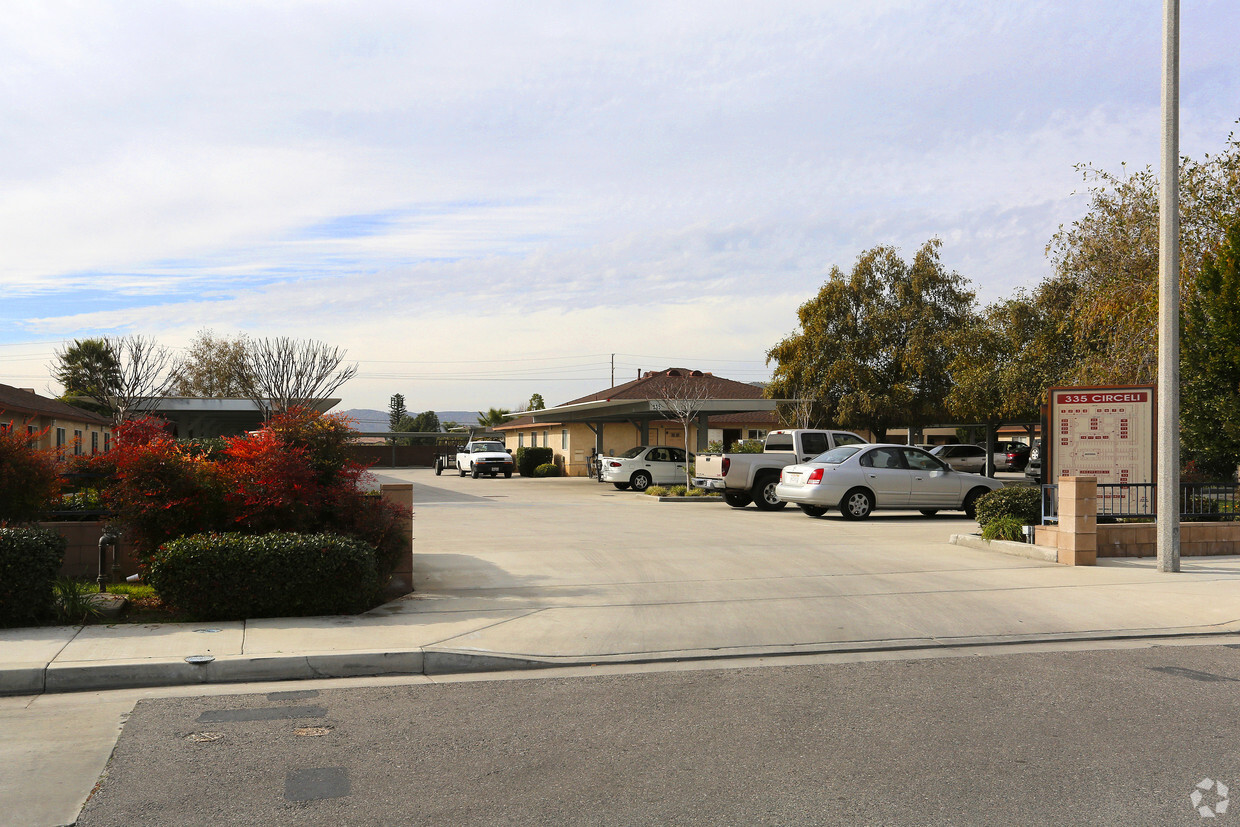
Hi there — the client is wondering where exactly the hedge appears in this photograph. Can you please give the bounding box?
[515,446,554,476]
[973,486,1042,528]
[533,462,560,477]
[147,532,380,620]
[0,527,66,627]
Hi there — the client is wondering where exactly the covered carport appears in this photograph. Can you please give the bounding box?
[510,397,783,459]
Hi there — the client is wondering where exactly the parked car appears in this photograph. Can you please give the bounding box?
[1005,443,1032,472]
[602,446,692,491]
[1024,439,1043,483]
[929,444,989,474]
[693,429,868,510]
[774,443,1004,520]
[454,440,514,478]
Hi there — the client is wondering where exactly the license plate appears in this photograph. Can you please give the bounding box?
[786,474,801,484]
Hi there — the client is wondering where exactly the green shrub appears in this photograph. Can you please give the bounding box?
[982,515,1026,542]
[147,532,380,620]
[533,462,560,477]
[53,577,101,625]
[645,486,669,496]
[666,485,688,497]
[728,440,765,453]
[974,486,1042,528]
[0,527,66,626]
[515,447,554,476]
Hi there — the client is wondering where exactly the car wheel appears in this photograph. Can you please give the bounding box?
[919,509,938,517]
[471,466,480,479]
[434,460,442,476]
[751,474,787,511]
[723,491,751,508]
[799,504,827,517]
[839,488,874,520]
[613,482,631,491]
[630,471,652,492]
[458,464,466,477]
[963,487,988,520]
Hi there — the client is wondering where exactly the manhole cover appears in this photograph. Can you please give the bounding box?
[185,732,223,743]
[185,655,215,665]
[295,726,334,737]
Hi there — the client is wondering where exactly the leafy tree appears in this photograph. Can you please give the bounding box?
[411,410,441,433]
[766,239,975,440]
[1181,216,1240,478]
[388,394,408,433]
[1046,133,1240,384]
[53,338,120,417]
[476,407,511,428]
[947,275,1080,426]
[527,393,546,411]
[172,329,251,397]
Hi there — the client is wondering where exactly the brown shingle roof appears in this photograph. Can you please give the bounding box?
[494,369,769,431]
[0,383,111,425]
[565,368,765,404]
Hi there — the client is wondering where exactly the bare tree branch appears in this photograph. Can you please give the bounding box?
[104,335,185,424]
[652,371,715,489]
[242,337,359,418]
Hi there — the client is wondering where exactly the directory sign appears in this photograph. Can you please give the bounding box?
[1047,386,1155,488]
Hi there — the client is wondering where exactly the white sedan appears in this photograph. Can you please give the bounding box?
[774,443,1004,520]
[602,446,692,492]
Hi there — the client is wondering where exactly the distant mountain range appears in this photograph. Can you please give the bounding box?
[337,408,482,433]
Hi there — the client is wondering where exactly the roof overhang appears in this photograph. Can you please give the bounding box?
[509,398,784,425]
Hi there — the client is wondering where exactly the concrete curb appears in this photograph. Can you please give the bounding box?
[12,626,1240,695]
[637,495,724,503]
[949,533,1058,563]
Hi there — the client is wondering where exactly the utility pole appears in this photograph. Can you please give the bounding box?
[611,353,615,388]
[1157,0,1180,573]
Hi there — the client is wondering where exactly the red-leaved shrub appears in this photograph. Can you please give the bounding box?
[0,424,61,525]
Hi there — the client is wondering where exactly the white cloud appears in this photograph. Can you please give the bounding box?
[2,1,1238,408]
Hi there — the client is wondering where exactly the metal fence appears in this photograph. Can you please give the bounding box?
[1041,482,1240,522]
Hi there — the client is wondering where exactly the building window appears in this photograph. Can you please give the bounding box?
[92,431,99,453]
[530,432,537,448]
[73,430,83,455]
[518,433,524,448]
[543,430,549,448]
[56,428,66,449]
[561,429,568,449]
[104,433,111,452]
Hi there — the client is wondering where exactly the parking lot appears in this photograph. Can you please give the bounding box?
[372,468,1240,663]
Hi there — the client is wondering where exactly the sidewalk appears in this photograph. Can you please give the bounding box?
[6,468,1240,695]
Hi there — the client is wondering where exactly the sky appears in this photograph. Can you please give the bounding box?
[2,1,1237,413]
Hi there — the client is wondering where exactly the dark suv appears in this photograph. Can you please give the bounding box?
[1024,440,1043,483]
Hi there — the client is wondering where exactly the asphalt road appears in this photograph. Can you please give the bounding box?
[75,643,1240,826]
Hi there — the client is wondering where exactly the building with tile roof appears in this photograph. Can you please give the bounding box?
[494,368,780,477]
[0,383,113,456]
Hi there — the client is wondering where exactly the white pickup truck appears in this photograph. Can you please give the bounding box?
[454,439,514,478]
[693,429,868,510]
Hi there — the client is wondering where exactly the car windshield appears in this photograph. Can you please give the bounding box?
[619,447,646,459]
[810,445,861,464]
[472,443,504,453]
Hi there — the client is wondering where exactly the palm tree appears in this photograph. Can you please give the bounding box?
[476,407,512,427]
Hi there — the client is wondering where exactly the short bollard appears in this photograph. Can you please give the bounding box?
[97,531,118,593]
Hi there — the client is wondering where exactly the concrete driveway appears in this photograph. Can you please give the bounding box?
[374,468,1240,664]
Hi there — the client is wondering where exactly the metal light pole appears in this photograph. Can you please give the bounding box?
[1157,0,1181,572]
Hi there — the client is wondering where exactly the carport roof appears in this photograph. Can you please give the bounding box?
[497,368,782,427]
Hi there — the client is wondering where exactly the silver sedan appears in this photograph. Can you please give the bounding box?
[774,444,1005,520]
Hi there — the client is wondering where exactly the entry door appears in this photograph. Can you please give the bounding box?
[857,447,910,507]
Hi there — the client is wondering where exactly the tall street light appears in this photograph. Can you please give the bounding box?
[1157,0,1180,573]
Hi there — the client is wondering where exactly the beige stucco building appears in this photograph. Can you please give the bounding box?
[0,383,113,455]
[495,368,780,477]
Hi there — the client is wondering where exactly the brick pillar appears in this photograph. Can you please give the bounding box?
[1057,476,1097,566]
[380,483,414,597]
